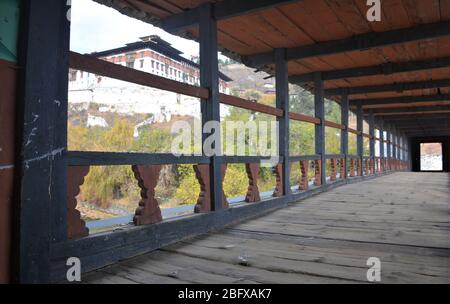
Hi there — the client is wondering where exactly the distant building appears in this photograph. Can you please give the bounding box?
[68,35,231,120]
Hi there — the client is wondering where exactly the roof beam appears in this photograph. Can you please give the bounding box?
[244,21,450,67]
[160,0,298,32]
[350,94,450,106]
[370,106,450,115]
[382,114,450,121]
[325,79,450,96]
[289,56,450,84]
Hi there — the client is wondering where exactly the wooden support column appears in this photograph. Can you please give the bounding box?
[315,73,326,185]
[379,119,385,172]
[386,124,392,170]
[15,0,70,283]
[341,93,349,179]
[392,127,398,169]
[369,110,375,175]
[199,4,223,211]
[275,48,290,196]
[357,103,364,176]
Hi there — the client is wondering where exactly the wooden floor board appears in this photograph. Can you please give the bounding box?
[84,173,450,284]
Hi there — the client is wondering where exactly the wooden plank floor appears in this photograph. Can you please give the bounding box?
[84,173,450,284]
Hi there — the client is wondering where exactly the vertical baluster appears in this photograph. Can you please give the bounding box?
[330,158,337,181]
[314,159,322,186]
[245,163,261,203]
[300,160,309,190]
[132,165,163,226]
[194,164,228,213]
[67,166,90,240]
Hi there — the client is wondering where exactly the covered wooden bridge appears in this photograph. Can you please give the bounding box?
[0,0,449,283]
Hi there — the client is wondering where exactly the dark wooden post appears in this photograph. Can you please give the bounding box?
[356,103,364,176]
[392,126,397,170]
[314,73,326,185]
[341,93,349,179]
[15,0,71,283]
[369,110,375,175]
[275,48,290,195]
[386,124,391,170]
[199,4,223,211]
[379,119,384,172]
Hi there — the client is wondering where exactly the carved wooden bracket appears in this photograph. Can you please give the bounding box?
[194,164,228,213]
[273,163,284,197]
[314,160,322,186]
[67,166,90,240]
[299,160,309,191]
[349,159,355,177]
[330,159,337,181]
[132,165,163,226]
[340,158,346,179]
[245,163,261,203]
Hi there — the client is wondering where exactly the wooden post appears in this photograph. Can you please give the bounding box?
[356,103,364,176]
[369,110,375,175]
[379,119,385,172]
[15,0,71,283]
[386,124,392,171]
[199,4,223,211]
[341,93,349,179]
[275,48,290,196]
[315,73,326,185]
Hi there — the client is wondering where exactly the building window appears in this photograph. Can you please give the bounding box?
[69,70,77,81]
[126,60,135,68]
[151,60,155,68]
[140,59,144,68]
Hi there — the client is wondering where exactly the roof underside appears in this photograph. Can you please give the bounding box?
[93,0,450,137]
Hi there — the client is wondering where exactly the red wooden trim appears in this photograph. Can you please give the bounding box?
[67,166,90,240]
[325,120,345,130]
[289,112,321,124]
[69,51,209,99]
[220,94,283,117]
[348,127,361,135]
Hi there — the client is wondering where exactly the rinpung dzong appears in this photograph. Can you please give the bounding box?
[0,0,449,284]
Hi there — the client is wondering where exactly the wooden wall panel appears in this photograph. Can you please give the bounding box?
[0,59,17,283]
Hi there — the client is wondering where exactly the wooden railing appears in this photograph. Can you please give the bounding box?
[54,52,411,281]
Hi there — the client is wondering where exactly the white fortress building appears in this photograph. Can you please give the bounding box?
[69,35,231,123]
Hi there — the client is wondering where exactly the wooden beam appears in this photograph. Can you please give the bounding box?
[289,112,321,124]
[15,0,70,283]
[371,106,450,115]
[219,94,282,116]
[275,48,290,195]
[290,56,450,83]
[69,52,209,99]
[245,21,450,67]
[161,0,298,32]
[325,79,450,96]
[350,94,450,106]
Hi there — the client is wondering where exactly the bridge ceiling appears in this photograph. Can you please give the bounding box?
[93,0,450,117]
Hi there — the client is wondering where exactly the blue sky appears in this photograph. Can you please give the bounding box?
[70,0,199,58]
